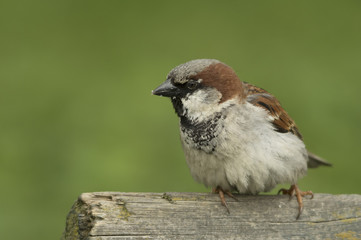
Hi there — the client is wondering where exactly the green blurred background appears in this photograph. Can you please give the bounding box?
[1,0,360,239]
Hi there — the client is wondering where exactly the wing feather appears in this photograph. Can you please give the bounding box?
[243,82,332,167]
[243,82,303,140]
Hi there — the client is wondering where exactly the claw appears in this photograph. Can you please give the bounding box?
[278,184,313,219]
[278,187,295,200]
[296,204,303,220]
[218,189,230,214]
[213,186,237,213]
[225,191,239,202]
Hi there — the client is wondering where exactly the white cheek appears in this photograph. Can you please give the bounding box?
[181,89,236,122]
[181,94,204,119]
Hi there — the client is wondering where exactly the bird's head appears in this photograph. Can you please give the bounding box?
[152,59,243,119]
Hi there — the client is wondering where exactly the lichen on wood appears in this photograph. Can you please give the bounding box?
[62,192,361,240]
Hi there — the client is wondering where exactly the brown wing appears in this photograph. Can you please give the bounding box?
[243,82,333,168]
[243,82,303,140]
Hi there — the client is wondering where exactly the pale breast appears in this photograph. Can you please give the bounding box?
[179,101,308,194]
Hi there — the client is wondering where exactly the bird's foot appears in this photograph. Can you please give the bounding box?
[212,186,238,214]
[278,184,313,219]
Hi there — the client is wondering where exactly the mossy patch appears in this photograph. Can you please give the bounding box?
[334,231,360,240]
[116,199,132,221]
[61,199,93,240]
[162,193,176,204]
[341,218,358,223]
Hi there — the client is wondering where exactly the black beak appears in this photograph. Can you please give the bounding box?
[152,79,180,97]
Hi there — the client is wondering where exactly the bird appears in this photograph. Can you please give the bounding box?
[152,59,331,219]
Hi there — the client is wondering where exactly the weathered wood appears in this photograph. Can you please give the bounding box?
[62,192,361,240]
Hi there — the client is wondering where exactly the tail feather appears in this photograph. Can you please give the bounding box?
[307,151,332,168]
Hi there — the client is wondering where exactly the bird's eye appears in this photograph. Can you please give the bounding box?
[186,80,198,90]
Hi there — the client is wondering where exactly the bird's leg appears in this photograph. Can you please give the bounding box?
[278,185,296,200]
[212,186,238,214]
[278,184,313,219]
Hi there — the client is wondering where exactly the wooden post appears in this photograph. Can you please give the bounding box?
[62,192,361,240]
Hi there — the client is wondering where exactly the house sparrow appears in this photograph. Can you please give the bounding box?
[152,59,331,219]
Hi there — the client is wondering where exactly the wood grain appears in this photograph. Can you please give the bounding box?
[62,192,361,240]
